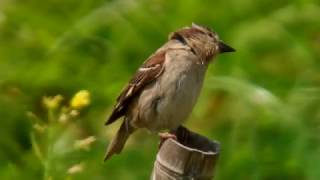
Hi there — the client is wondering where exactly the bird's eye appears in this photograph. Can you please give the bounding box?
[208,33,214,37]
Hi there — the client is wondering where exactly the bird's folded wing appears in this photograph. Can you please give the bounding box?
[105,50,166,125]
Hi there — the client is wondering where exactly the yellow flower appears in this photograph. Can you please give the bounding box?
[70,90,90,109]
[42,95,63,109]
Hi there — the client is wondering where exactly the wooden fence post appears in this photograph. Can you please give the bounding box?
[151,126,220,180]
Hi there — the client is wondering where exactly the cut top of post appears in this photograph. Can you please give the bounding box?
[152,126,220,180]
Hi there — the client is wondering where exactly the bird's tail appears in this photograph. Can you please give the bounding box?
[104,120,135,161]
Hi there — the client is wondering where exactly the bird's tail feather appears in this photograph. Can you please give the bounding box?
[104,120,135,161]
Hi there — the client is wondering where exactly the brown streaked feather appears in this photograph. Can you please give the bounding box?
[105,50,166,125]
[175,28,204,39]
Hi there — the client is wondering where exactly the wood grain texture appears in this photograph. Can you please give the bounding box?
[151,126,220,180]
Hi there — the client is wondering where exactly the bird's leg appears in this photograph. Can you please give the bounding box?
[158,132,177,149]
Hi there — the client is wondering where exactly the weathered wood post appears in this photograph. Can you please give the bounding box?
[151,126,220,180]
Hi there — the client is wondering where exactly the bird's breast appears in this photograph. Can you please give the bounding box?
[136,52,208,132]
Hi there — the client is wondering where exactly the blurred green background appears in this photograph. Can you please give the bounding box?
[0,0,320,179]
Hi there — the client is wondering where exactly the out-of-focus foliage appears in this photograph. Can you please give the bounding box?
[0,0,319,179]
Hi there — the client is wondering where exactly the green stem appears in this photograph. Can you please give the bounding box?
[44,109,55,180]
[48,109,54,124]
[30,132,44,164]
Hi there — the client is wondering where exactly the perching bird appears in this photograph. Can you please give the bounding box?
[104,23,235,160]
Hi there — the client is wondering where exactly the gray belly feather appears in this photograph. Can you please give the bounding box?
[132,51,207,132]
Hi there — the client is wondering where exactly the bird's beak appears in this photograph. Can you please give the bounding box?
[218,41,235,53]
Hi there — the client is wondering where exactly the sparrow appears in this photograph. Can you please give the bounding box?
[104,23,235,160]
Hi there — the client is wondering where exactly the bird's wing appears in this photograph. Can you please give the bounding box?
[105,50,166,125]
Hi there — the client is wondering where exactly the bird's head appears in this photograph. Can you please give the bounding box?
[169,23,235,63]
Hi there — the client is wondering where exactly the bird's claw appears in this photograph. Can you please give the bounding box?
[158,132,177,149]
